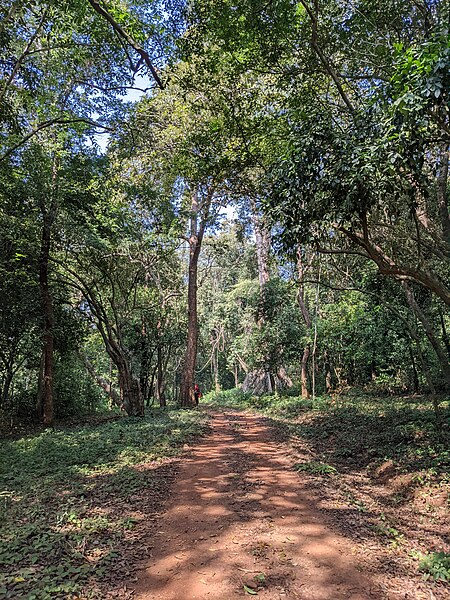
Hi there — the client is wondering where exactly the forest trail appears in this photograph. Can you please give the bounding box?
[133,410,377,600]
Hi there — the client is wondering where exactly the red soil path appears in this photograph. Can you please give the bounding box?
[133,410,380,599]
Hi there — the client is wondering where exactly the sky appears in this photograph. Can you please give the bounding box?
[94,73,151,152]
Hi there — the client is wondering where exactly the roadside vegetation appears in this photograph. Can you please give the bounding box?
[1,0,449,597]
[206,389,450,589]
[0,409,208,599]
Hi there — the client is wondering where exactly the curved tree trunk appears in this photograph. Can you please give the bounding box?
[402,282,450,389]
[98,333,144,417]
[84,356,121,407]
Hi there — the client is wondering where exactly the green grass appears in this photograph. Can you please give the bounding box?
[207,388,450,573]
[0,409,208,599]
[293,461,337,475]
[203,388,322,415]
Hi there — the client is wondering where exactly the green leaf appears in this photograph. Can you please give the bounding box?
[243,585,258,595]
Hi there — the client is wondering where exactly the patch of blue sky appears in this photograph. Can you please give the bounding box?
[92,73,152,152]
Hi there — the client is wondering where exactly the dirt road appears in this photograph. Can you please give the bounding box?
[133,410,378,599]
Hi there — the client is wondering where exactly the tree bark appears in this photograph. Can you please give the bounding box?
[147,364,157,407]
[39,211,55,427]
[297,247,312,398]
[118,356,144,416]
[438,305,450,360]
[56,258,144,416]
[156,344,166,407]
[300,346,310,398]
[437,145,450,244]
[242,368,292,394]
[252,205,270,291]
[1,368,14,408]
[210,329,221,392]
[84,357,121,407]
[180,186,213,406]
[340,223,450,306]
[37,156,58,427]
[402,282,450,388]
[91,327,144,416]
[242,199,292,394]
[408,344,420,393]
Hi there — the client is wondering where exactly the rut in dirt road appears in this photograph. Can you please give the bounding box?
[133,410,378,600]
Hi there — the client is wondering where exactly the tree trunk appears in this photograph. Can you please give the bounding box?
[39,206,56,427]
[402,282,450,388]
[243,199,293,395]
[180,243,200,406]
[102,336,144,416]
[180,230,200,406]
[156,344,166,407]
[437,144,450,244]
[325,365,333,394]
[36,350,45,418]
[438,305,450,360]
[297,247,313,398]
[139,320,152,404]
[252,203,271,290]
[408,344,419,393]
[84,357,121,407]
[180,187,212,406]
[147,364,157,407]
[37,157,58,428]
[1,368,14,408]
[340,222,450,306]
[242,368,292,394]
[210,330,220,393]
[300,346,310,398]
[118,358,144,416]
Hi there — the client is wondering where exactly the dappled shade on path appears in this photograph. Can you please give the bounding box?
[133,410,378,599]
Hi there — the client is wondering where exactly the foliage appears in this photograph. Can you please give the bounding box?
[418,551,450,583]
[206,388,450,475]
[293,461,337,475]
[0,408,208,599]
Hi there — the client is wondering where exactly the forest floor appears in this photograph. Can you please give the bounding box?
[1,393,448,599]
[132,404,449,600]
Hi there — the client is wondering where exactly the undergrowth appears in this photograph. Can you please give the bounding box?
[206,388,450,475]
[418,551,450,582]
[0,409,208,599]
[206,387,450,585]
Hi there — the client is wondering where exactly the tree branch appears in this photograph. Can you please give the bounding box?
[86,0,164,89]
[0,117,113,161]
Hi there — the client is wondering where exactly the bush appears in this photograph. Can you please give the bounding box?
[418,552,450,582]
[205,388,328,417]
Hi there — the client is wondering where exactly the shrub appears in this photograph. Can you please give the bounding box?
[418,552,450,582]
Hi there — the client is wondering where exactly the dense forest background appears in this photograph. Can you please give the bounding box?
[1,0,449,429]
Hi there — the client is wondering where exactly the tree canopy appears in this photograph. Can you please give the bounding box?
[0,0,448,427]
